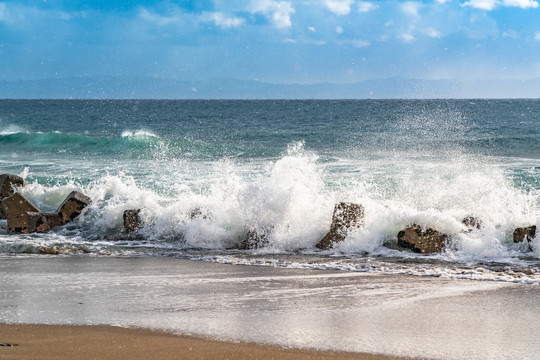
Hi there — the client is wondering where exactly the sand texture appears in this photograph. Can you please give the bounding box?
[0,324,406,360]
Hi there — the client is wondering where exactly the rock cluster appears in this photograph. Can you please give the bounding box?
[0,174,91,234]
[316,202,365,250]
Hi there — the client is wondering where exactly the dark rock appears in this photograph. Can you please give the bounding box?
[513,226,537,243]
[316,202,365,250]
[462,215,483,230]
[190,207,211,220]
[0,174,25,200]
[28,212,52,233]
[0,193,41,233]
[123,209,142,233]
[56,191,92,223]
[44,212,64,229]
[240,227,271,250]
[397,224,448,254]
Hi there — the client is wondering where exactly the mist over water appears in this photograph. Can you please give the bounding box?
[0,100,538,283]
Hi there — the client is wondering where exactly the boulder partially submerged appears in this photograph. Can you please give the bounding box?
[0,174,25,200]
[57,191,92,224]
[513,225,536,243]
[0,193,41,233]
[397,224,448,254]
[462,215,483,230]
[123,209,142,233]
[240,227,271,250]
[0,174,26,219]
[1,190,91,234]
[316,202,365,250]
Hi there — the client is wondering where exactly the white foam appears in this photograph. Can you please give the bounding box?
[9,141,540,267]
[121,130,159,138]
[0,124,25,135]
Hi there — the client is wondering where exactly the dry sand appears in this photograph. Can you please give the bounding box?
[0,324,408,360]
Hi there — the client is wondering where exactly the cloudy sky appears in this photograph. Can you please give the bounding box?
[1,0,540,88]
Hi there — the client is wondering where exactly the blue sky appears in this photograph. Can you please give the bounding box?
[1,0,540,87]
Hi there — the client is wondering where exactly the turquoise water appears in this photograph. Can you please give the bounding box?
[0,100,539,282]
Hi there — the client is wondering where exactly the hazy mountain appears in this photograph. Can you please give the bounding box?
[0,76,539,99]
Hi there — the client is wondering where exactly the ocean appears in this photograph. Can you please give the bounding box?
[0,99,539,284]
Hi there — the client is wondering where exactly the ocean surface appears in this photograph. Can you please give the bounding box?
[0,99,539,284]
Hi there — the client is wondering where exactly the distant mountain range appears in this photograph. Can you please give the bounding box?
[0,76,539,99]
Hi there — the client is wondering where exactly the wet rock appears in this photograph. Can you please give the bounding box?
[56,191,92,224]
[0,193,41,233]
[190,207,211,220]
[316,202,365,250]
[240,227,271,250]
[397,224,448,254]
[44,212,64,229]
[0,174,25,200]
[123,209,142,233]
[39,246,89,255]
[513,225,537,243]
[462,215,483,230]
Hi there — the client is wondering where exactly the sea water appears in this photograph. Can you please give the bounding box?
[0,99,538,283]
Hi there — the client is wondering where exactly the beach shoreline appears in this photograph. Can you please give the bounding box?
[1,256,539,359]
[0,323,409,360]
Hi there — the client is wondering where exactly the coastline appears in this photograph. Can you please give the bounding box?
[1,256,539,359]
[0,324,408,360]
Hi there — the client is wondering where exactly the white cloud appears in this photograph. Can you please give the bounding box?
[207,12,244,29]
[358,1,378,12]
[251,1,295,28]
[336,25,343,34]
[0,2,71,25]
[308,26,316,32]
[462,0,497,9]
[324,0,354,15]
[463,0,538,10]
[401,2,421,16]
[139,8,180,26]
[426,28,442,38]
[434,0,451,3]
[0,3,11,23]
[503,0,538,8]
[535,32,540,40]
[351,39,370,47]
[400,33,416,42]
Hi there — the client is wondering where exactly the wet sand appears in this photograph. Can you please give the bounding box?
[0,324,406,360]
[0,256,539,359]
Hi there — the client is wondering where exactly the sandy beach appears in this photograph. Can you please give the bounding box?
[0,324,406,360]
[0,256,539,360]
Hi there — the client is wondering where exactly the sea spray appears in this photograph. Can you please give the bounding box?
[0,100,538,283]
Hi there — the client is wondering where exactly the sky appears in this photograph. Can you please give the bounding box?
[1,0,540,94]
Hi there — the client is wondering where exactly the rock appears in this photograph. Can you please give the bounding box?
[240,227,271,250]
[44,212,64,229]
[190,207,211,220]
[123,209,141,233]
[397,224,448,254]
[462,215,483,230]
[513,225,537,243]
[316,202,365,250]
[0,174,25,200]
[56,191,92,224]
[0,193,41,233]
[39,246,89,255]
